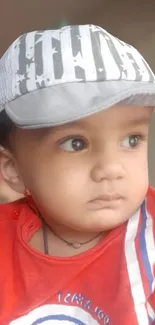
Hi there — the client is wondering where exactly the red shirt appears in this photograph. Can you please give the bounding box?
[0,187,155,325]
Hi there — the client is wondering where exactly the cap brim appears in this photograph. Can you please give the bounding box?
[4,80,155,129]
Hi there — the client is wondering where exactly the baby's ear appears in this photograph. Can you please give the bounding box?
[0,146,25,194]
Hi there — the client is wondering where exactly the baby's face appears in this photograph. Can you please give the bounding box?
[13,105,152,232]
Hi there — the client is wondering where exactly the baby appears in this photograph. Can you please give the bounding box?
[0,24,155,325]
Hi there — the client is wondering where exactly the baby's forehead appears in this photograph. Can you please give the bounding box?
[50,105,152,133]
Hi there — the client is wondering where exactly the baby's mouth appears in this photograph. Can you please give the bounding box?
[88,193,123,209]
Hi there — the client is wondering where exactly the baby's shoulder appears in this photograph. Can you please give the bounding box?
[145,186,155,234]
[0,198,30,232]
[146,186,155,212]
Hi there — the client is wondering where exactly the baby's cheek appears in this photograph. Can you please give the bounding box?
[130,151,148,172]
[140,159,149,177]
[134,162,148,183]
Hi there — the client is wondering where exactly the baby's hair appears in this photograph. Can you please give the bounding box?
[0,110,15,148]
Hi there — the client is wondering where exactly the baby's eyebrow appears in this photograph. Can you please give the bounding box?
[38,121,85,140]
[122,116,151,127]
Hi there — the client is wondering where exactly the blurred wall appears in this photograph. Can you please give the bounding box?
[1,0,155,184]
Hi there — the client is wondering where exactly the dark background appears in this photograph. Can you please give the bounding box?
[1,0,155,68]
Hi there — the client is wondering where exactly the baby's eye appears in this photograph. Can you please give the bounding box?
[121,135,140,148]
[59,137,87,152]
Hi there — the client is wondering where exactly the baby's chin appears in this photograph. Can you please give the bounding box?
[76,206,140,232]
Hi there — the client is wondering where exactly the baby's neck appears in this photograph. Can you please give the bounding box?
[47,227,104,257]
[29,222,106,257]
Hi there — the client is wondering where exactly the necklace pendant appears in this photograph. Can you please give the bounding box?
[72,242,81,249]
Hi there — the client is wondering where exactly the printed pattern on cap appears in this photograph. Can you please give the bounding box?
[0,24,154,107]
